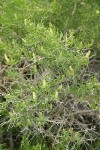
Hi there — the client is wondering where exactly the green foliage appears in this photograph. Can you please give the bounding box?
[19,135,50,150]
[1,0,100,48]
[89,141,100,150]
[56,128,84,150]
[0,0,100,150]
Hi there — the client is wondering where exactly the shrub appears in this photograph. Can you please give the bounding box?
[0,0,100,150]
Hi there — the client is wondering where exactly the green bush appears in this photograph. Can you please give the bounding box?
[0,0,100,150]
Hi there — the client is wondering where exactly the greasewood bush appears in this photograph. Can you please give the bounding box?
[0,0,100,150]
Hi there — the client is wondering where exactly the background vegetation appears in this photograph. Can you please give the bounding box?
[0,0,100,150]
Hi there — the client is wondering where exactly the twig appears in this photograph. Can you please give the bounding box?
[72,2,77,15]
[47,110,99,124]
[53,108,66,147]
